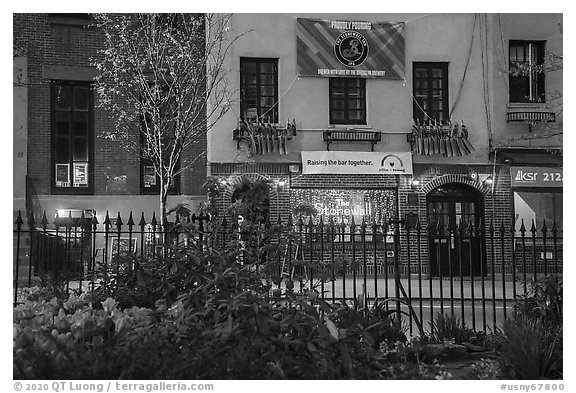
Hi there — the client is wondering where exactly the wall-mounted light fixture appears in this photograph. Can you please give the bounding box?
[484,175,494,186]
[277,179,286,188]
[410,178,420,189]
[288,164,300,173]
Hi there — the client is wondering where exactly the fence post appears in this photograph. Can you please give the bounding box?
[91,215,99,293]
[78,211,87,295]
[115,212,123,290]
[530,219,537,283]
[392,218,401,323]
[40,211,49,286]
[551,221,559,281]
[509,220,517,301]
[468,219,476,331]
[541,220,548,276]
[127,212,135,279]
[519,219,527,294]
[499,220,507,321]
[14,211,24,307]
[103,211,111,290]
[28,211,36,289]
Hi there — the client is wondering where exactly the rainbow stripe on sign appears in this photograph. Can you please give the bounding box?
[296,17,405,79]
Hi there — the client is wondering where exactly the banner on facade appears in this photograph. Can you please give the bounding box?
[296,18,405,79]
[301,151,413,175]
[511,166,563,188]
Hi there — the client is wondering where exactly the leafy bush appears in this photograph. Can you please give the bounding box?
[496,277,563,380]
[514,276,562,327]
[499,316,562,379]
[13,188,451,379]
[429,313,477,344]
[13,295,154,379]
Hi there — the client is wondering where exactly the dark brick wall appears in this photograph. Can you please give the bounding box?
[211,162,515,277]
[13,13,207,199]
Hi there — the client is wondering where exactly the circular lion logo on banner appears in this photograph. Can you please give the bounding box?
[335,31,369,67]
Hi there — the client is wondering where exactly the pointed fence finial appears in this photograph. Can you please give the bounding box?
[15,210,23,231]
[104,211,111,227]
[139,212,147,228]
[28,211,36,228]
[530,219,537,235]
[540,219,548,235]
[116,212,123,230]
[127,212,135,230]
[78,210,87,227]
[40,211,49,230]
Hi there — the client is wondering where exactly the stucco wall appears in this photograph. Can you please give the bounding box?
[490,13,563,149]
[208,13,496,165]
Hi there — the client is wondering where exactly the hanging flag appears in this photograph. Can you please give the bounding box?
[296,18,405,79]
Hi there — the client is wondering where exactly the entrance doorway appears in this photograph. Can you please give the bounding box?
[427,183,486,277]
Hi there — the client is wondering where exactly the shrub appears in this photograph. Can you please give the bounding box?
[514,276,562,327]
[499,316,562,379]
[14,194,450,379]
[497,277,563,380]
[429,313,477,344]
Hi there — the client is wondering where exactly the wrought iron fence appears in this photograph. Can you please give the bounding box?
[13,210,562,335]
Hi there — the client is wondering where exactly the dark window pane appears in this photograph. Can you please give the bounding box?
[242,62,257,73]
[331,111,344,121]
[432,68,443,78]
[414,68,427,78]
[245,86,258,97]
[73,112,88,137]
[73,138,88,161]
[55,86,72,110]
[260,62,274,73]
[260,74,274,85]
[73,87,89,110]
[349,100,362,110]
[332,100,345,110]
[349,111,363,120]
[261,86,275,96]
[415,80,428,89]
[261,97,274,107]
[56,138,69,162]
[245,75,258,85]
[55,112,70,136]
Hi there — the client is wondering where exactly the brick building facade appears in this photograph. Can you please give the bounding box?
[206,13,562,277]
[13,14,207,224]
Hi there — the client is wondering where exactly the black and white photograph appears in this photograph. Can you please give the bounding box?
[11,8,565,389]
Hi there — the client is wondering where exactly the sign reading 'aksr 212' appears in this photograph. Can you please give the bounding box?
[511,167,563,187]
[301,151,413,174]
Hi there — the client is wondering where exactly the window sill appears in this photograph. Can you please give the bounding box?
[327,124,372,129]
[507,102,547,109]
[51,188,94,196]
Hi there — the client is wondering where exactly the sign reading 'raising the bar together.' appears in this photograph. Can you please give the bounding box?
[301,151,413,174]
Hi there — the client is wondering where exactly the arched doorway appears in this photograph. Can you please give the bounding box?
[426,183,486,277]
[230,180,271,225]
